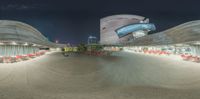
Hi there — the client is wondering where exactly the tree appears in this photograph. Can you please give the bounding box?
[77,43,87,52]
[92,44,103,51]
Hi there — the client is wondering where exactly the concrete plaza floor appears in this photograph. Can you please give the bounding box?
[0,51,200,99]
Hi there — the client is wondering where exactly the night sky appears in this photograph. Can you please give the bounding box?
[0,0,200,45]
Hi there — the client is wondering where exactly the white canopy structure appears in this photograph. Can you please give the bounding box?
[0,20,65,57]
[126,20,200,56]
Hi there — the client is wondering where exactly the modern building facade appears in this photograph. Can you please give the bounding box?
[100,14,155,45]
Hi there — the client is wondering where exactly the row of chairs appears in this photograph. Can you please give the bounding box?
[181,54,200,63]
[128,49,200,63]
[138,50,200,63]
[0,51,46,63]
[139,50,171,55]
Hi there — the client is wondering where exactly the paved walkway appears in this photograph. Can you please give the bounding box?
[0,52,200,99]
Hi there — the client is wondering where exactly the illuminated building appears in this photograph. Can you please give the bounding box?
[124,20,200,62]
[100,15,200,62]
[0,20,64,61]
[100,14,155,45]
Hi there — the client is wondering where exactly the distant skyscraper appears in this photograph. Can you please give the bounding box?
[88,36,97,44]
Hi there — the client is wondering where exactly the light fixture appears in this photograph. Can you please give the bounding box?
[140,21,144,23]
[194,41,200,45]
[33,44,37,46]
[24,42,28,46]
[12,41,17,45]
[0,42,4,45]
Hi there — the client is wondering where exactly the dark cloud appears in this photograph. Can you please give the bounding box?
[0,4,39,10]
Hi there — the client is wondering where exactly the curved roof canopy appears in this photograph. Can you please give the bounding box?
[0,20,56,47]
[126,20,200,46]
[115,23,156,38]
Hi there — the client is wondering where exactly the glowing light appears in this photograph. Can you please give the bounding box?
[0,42,4,45]
[24,42,28,46]
[140,21,144,23]
[12,41,17,45]
[194,41,200,45]
[33,44,37,46]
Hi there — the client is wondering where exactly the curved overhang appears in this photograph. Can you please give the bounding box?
[101,14,148,22]
[126,20,200,46]
[115,23,156,38]
[0,20,60,48]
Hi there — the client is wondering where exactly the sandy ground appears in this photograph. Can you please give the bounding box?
[0,51,200,99]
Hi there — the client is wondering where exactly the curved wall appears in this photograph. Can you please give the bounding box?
[0,20,52,46]
[128,20,200,46]
[0,20,53,57]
